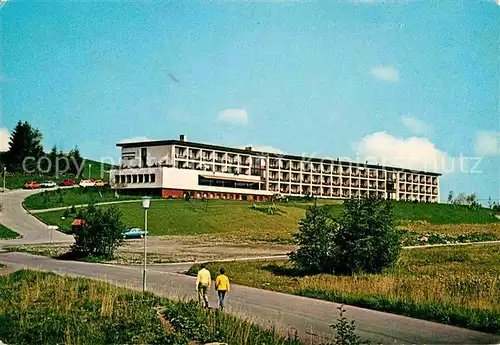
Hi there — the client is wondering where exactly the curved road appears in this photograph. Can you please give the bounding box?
[0,189,74,245]
[0,189,499,344]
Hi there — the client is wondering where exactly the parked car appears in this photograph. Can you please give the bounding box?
[122,228,148,239]
[94,180,105,187]
[59,179,75,187]
[40,181,57,188]
[23,181,40,189]
[79,179,96,187]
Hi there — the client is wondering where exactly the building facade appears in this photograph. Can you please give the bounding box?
[109,135,440,202]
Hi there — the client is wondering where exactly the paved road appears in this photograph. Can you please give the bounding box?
[0,189,74,245]
[1,252,499,345]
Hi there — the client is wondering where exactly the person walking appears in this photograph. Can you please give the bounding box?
[196,263,211,308]
[215,268,230,310]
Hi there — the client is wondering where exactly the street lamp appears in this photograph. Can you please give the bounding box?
[141,196,151,292]
[1,166,6,206]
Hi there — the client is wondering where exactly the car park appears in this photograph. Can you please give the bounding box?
[23,181,40,189]
[40,181,57,188]
[79,179,96,187]
[122,228,148,239]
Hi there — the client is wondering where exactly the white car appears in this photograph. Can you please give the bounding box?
[79,179,96,187]
[40,181,57,188]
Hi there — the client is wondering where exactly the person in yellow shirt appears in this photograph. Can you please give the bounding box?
[196,263,211,308]
[215,268,230,310]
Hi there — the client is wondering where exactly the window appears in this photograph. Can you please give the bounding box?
[138,174,144,183]
[126,175,131,183]
[150,174,156,183]
[115,175,119,184]
[133,175,138,183]
[145,174,150,183]
[120,175,126,183]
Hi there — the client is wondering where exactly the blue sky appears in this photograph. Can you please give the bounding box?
[1,1,499,202]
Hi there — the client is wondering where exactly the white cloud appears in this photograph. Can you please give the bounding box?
[241,145,284,154]
[401,115,431,135]
[0,127,10,152]
[475,131,499,156]
[355,131,450,173]
[369,65,400,83]
[118,136,153,144]
[218,109,248,124]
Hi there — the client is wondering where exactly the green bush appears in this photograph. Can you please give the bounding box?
[334,198,402,274]
[71,203,124,259]
[289,198,402,275]
[288,205,337,274]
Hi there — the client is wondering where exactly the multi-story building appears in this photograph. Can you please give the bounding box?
[109,135,440,202]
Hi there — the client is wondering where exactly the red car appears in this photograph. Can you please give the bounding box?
[59,179,75,187]
[24,181,40,189]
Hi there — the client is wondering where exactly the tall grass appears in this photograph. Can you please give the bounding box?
[190,244,500,334]
[0,270,303,345]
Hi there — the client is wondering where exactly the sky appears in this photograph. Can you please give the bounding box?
[1,0,499,202]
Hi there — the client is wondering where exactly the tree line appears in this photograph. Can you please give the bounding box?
[1,120,84,176]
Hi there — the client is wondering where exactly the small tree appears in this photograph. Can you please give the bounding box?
[288,204,338,274]
[447,191,453,204]
[328,306,370,345]
[333,198,401,274]
[289,198,401,275]
[71,203,124,258]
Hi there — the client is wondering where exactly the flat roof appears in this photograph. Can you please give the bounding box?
[117,139,442,176]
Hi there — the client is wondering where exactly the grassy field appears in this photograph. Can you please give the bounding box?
[0,270,304,345]
[3,158,115,190]
[0,224,20,239]
[34,199,499,240]
[24,186,146,210]
[187,243,500,334]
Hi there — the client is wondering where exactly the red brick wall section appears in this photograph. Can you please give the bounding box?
[162,189,184,199]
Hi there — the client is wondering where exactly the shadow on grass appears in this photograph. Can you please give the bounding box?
[55,251,109,263]
[249,205,287,216]
[262,263,306,277]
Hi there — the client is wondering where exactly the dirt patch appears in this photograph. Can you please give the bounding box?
[5,236,295,264]
[402,222,500,236]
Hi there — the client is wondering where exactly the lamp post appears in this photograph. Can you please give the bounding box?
[1,166,6,206]
[141,196,151,292]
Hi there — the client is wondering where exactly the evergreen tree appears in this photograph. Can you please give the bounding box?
[6,121,44,171]
[69,146,84,176]
[49,145,58,175]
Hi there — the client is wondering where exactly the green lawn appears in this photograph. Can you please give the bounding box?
[0,270,303,345]
[24,186,145,210]
[34,199,499,239]
[0,224,20,239]
[3,158,115,190]
[188,243,500,334]
[323,201,499,225]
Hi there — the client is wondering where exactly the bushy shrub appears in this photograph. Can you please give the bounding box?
[289,198,402,275]
[333,198,402,274]
[288,205,337,273]
[71,203,124,259]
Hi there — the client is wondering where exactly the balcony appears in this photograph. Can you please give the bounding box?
[342,170,351,176]
[291,165,301,171]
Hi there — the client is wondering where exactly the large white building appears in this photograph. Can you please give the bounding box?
[109,135,440,202]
